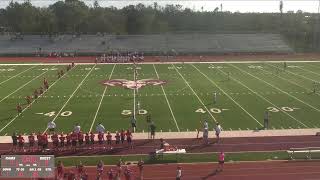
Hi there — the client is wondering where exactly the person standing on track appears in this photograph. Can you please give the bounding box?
[216,151,225,172]
[176,166,182,180]
[130,116,137,133]
[74,123,81,134]
[138,158,144,180]
[47,120,56,134]
[96,122,105,133]
[203,120,209,145]
[264,111,269,130]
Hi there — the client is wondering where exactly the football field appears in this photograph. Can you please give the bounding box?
[1,61,320,135]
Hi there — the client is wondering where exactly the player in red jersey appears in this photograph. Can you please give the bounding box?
[84,132,90,146]
[115,131,120,145]
[36,132,42,151]
[59,133,65,150]
[28,133,35,152]
[17,134,25,152]
[90,132,95,149]
[42,133,49,151]
[51,132,59,150]
[33,89,39,99]
[66,133,71,150]
[106,131,112,149]
[97,131,104,148]
[26,95,32,105]
[56,161,64,180]
[120,129,126,144]
[78,131,84,148]
[16,103,22,115]
[43,78,49,89]
[126,129,133,149]
[71,131,78,151]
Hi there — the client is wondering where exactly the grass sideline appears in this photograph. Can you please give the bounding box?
[55,151,291,166]
[1,62,320,135]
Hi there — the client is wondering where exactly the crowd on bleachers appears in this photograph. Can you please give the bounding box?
[96,52,144,63]
[11,123,134,153]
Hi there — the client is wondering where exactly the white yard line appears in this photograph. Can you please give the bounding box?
[43,64,97,133]
[2,60,320,66]
[0,66,55,103]
[89,64,116,132]
[297,66,320,77]
[172,64,217,123]
[0,65,35,86]
[153,64,180,132]
[268,63,320,83]
[0,65,75,134]
[192,64,263,127]
[217,67,308,128]
[231,64,320,113]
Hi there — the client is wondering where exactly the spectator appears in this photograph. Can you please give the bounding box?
[78,131,84,147]
[66,133,71,150]
[90,132,95,148]
[203,126,209,145]
[36,132,42,151]
[107,168,114,180]
[74,123,81,133]
[98,131,104,147]
[85,133,90,146]
[106,132,112,148]
[71,131,78,151]
[138,159,144,180]
[176,166,182,180]
[47,120,56,134]
[150,122,156,140]
[96,160,104,178]
[51,132,59,150]
[77,161,85,179]
[217,151,225,172]
[214,123,222,143]
[11,132,18,152]
[124,166,132,180]
[56,161,64,180]
[96,123,105,133]
[42,133,49,151]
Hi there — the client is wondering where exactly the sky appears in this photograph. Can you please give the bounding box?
[0,0,319,13]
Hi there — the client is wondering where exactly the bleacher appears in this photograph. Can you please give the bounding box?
[0,33,293,55]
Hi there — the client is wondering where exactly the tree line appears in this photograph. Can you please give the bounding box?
[0,0,319,52]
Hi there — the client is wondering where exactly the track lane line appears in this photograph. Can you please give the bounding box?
[172,64,217,123]
[153,64,180,132]
[192,64,262,127]
[217,67,308,128]
[43,64,97,133]
[89,64,116,132]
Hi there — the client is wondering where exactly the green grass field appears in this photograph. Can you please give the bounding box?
[1,61,320,135]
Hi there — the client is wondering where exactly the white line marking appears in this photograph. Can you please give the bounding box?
[220,65,308,128]
[232,64,320,113]
[153,64,180,132]
[0,66,35,86]
[172,64,217,123]
[0,66,55,103]
[297,66,320,77]
[43,64,97,133]
[89,64,116,132]
[192,64,262,126]
[0,65,75,133]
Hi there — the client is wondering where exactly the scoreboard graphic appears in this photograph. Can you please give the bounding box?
[1,155,55,178]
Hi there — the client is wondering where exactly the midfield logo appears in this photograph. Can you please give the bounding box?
[101,79,167,90]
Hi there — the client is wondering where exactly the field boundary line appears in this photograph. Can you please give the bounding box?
[153,64,180,132]
[231,64,320,114]
[218,67,308,128]
[89,64,116,132]
[0,65,55,103]
[43,64,97,133]
[172,64,217,123]
[0,65,75,134]
[3,61,320,66]
[0,65,35,86]
[192,64,263,127]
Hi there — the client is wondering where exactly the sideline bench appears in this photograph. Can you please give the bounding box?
[287,147,320,160]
